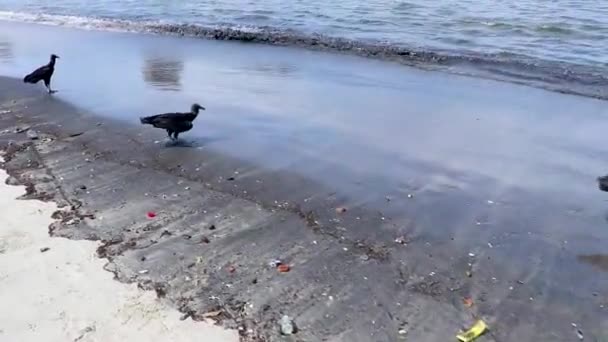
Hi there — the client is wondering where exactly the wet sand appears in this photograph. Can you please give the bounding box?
[1,21,608,341]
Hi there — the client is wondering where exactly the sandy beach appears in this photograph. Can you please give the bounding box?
[0,20,607,342]
[0,166,238,341]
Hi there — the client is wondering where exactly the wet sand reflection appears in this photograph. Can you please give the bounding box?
[0,39,14,63]
[142,57,183,91]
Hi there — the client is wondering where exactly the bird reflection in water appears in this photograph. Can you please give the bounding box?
[142,57,184,91]
[0,39,14,63]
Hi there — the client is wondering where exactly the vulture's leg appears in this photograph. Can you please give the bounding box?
[44,78,56,94]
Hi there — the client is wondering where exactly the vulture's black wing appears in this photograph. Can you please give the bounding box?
[140,112,195,128]
[23,65,52,84]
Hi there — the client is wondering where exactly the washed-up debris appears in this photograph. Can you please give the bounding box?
[203,310,222,319]
[468,253,476,257]
[228,266,236,273]
[200,236,210,244]
[457,320,487,342]
[395,236,408,245]
[208,224,216,230]
[360,254,370,261]
[407,193,414,198]
[147,211,156,218]
[40,247,50,253]
[463,297,474,308]
[269,259,282,268]
[277,264,291,273]
[138,270,149,274]
[14,126,30,133]
[0,109,11,114]
[69,132,84,137]
[78,185,87,190]
[335,207,347,214]
[280,315,296,335]
[226,176,235,181]
[26,130,39,140]
[572,324,584,340]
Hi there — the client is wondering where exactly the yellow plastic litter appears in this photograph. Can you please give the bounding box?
[456,320,488,342]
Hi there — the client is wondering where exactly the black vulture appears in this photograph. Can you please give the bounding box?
[23,54,60,94]
[598,175,608,192]
[140,103,205,140]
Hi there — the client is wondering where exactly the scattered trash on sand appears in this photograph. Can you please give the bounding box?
[14,126,30,133]
[26,130,39,140]
[40,247,50,253]
[457,320,487,342]
[277,264,291,273]
[228,266,236,273]
[202,310,222,318]
[226,176,235,181]
[335,207,347,214]
[572,324,584,340]
[208,224,216,230]
[146,211,156,218]
[138,270,149,274]
[279,315,296,335]
[200,236,210,244]
[407,194,414,198]
[463,297,474,308]
[269,259,282,268]
[395,236,408,245]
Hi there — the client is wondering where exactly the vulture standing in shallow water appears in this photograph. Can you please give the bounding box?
[23,54,60,94]
[140,103,205,140]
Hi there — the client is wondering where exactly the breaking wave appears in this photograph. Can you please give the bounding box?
[0,10,606,100]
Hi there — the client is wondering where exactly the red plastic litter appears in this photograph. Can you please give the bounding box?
[147,211,157,218]
[277,264,291,273]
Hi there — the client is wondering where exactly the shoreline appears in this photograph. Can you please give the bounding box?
[0,16,607,101]
[0,72,606,341]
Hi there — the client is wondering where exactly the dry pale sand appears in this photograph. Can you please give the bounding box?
[0,166,238,342]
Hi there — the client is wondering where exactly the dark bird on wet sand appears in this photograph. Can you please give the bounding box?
[140,103,205,140]
[23,54,60,94]
[598,175,608,192]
